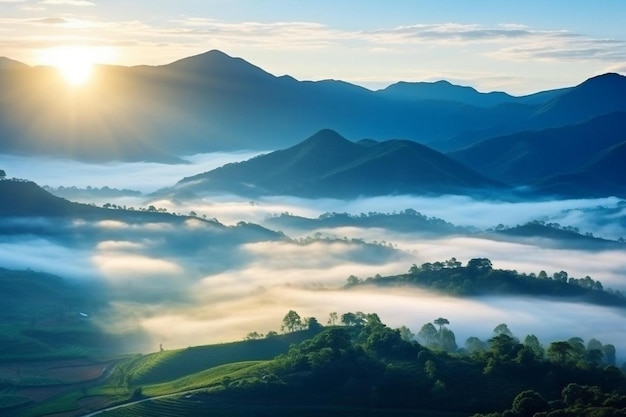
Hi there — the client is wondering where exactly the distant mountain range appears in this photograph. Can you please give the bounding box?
[1,50,625,164]
[172,129,502,198]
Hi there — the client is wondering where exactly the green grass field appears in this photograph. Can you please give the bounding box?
[120,330,318,386]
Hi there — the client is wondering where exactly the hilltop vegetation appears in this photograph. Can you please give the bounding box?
[264,209,466,235]
[67,311,626,417]
[346,257,626,309]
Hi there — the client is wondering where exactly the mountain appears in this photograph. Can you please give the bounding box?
[0,57,29,70]
[2,49,614,163]
[173,129,503,198]
[532,140,626,198]
[448,112,626,197]
[531,73,626,126]
[376,79,568,108]
[376,80,516,107]
[443,73,626,151]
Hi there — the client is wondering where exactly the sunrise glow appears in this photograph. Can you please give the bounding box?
[38,46,113,86]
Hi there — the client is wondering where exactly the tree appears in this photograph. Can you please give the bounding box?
[547,341,573,364]
[465,336,487,355]
[603,344,616,365]
[445,257,462,268]
[424,360,437,379]
[511,390,549,416]
[523,334,544,360]
[467,258,492,273]
[398,325,414,342]
[282,310,302,333]
[0,169,6,180]
[493,323,514,338]
[489,334,521,362]
[245,331,263,340]
[433,317,449,331]
[327,312,338,325]
[439,327,458,352]
[346,275,360,286]
[305,317,322,331]
[417,323,440,349]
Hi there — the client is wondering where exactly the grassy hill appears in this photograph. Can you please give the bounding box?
[116,330,321,386]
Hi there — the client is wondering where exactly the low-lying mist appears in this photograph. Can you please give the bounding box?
[1,154,625,360]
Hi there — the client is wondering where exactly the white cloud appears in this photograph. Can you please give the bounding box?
[39,0,95,6]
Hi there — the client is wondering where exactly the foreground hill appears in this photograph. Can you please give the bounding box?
[17,315,626,417]
[173,129,502,198]
[1,51,623,162]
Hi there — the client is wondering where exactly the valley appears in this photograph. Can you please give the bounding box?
[2,22,626,414]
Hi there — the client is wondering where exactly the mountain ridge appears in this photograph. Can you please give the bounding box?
[174,129,503,198]
[0,49,624,163]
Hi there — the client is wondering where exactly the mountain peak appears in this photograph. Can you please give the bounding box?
[165,49,273,80]
[303,129,350,144]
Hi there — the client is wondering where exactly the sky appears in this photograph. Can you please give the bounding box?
[1,0,626,94]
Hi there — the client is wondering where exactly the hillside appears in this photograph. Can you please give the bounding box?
[0,179,97,217]
[444,73,626,150]
[173,129,502,198]
[448,112,626,197]
[1,50,622,162]
[18,316,626,417]
[0,267,121,360]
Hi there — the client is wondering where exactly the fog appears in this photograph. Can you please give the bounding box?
[1,154,626,359]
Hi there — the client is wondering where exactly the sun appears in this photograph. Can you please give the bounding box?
[58,58,93,86]
[40,46,97,86]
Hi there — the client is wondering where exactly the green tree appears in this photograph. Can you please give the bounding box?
[245,331,263,340]
[547,341,573,364]
[0,169,6,180]
[340,312,365,326]
[511,390,549,416]
[440,327,458,352]
[465,336,486,355]
[424,360,437,379]
[398,325,414,342]
[467,258,492,272]
[417,323,440,349]
[433,317,449,331]
[282,310,302,333]
[523,334,544,360]
[493,323,514,338]
[328,312,338,325]
[489,334,521,362]
[305,316,322,331]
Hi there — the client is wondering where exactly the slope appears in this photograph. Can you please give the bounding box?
[174,129,502,198]
[448,112,626,189]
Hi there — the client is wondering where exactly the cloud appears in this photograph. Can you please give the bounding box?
[39,0,95,6]
[2,156,626,356]
[30,17,67,25]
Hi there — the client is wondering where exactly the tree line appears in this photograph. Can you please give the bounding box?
[231,310,626,416]
[346,257,626,308]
